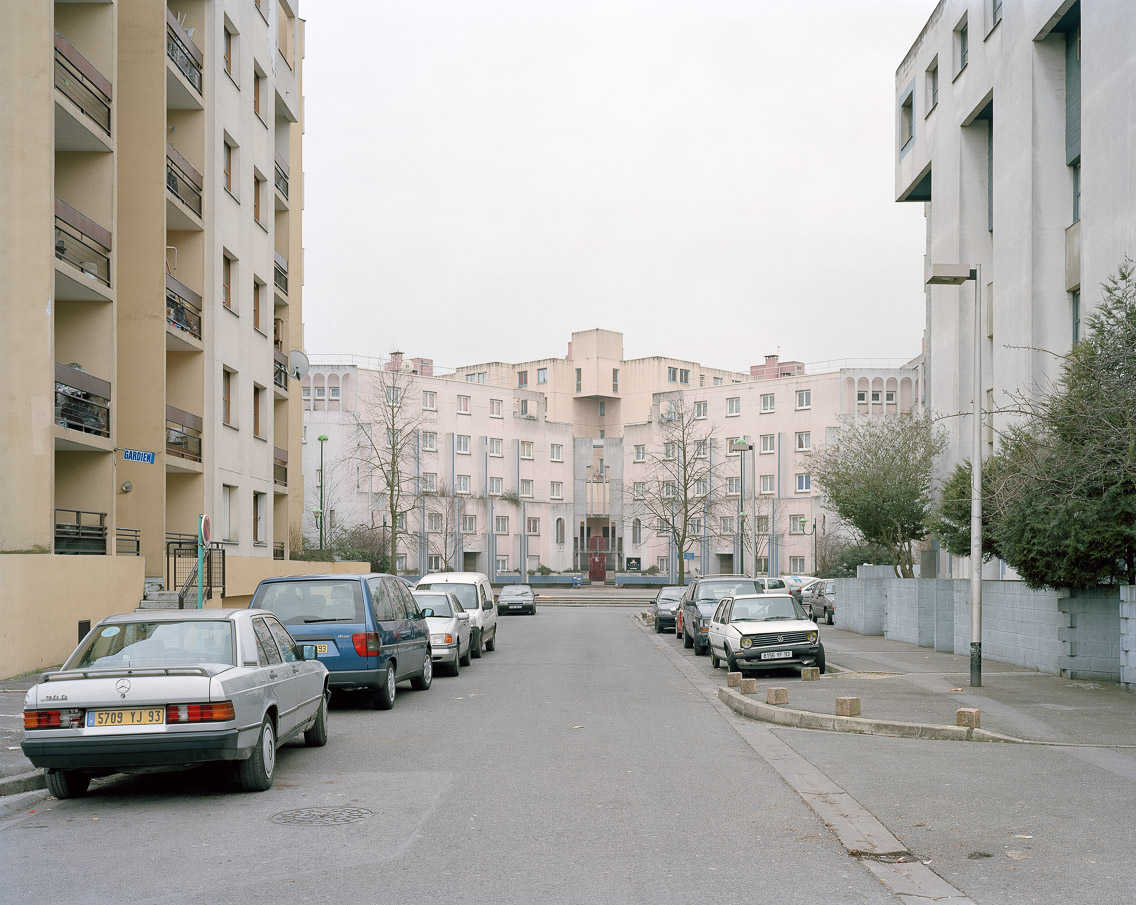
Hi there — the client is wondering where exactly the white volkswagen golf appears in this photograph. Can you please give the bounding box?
[706,593,825,675]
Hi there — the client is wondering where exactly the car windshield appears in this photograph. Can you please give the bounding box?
[253,579,365,625]
[414,594,454,617]
[730,598,807,622]
[69,620,235,669]
[418,583,477,610]
[697,580,764,601]
[501,585,532,597]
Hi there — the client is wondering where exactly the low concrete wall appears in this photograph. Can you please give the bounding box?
[836,575,885,635]
[1121,586,1136,692]
[1,554,146,678]
[216,558,371,609]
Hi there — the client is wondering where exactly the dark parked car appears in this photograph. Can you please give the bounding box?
[807,579,836,625]
[250,573,432,710]
[498,584,537,615]
[652,586,683,632]
[682,576,788,654]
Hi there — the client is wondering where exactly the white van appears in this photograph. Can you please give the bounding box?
[415,572,498,659]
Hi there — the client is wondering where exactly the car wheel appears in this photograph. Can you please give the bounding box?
[45,768,90,799]
[238,717,276,792]
[304,689,330,747]
[654,619,662,633]
[726,647,740,673]
[373,663,396,710]
[683,627,694,649]
[471,628,483,659]
[485,627,496,652]
[825,608,834,626]
[412,651,433,690]
[816,644,826,675]
[459,638,472,667]
[709,646,720,668]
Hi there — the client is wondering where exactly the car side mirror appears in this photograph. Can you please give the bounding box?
[457,612,470,621]
[420,608,434,618]
[300,644,318,660]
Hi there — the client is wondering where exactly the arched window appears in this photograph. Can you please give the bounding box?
[555,518,565,544]
[632,518,642,545]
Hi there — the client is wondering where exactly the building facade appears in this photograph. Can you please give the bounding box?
[0,0,307,673]
[894,0,1134,577]
[304,331,920,582]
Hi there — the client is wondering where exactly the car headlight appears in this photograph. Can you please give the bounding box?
[430,633,453,645]
[808,631,817,643]
[740,637,752,649]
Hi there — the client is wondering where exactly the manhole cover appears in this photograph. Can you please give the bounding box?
[270,807,374,826]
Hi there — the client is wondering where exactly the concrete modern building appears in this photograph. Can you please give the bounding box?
[894,0,1134,578]
[304,331,921,583]
[0,0,310,676]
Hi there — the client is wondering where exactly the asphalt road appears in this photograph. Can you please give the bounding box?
[2,607,893,905]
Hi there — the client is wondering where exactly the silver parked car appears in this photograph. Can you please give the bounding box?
[412,590,472,676]
[21,609,329,798]
[497,584,537,615]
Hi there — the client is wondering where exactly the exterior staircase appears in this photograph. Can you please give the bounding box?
[137,576,181,611]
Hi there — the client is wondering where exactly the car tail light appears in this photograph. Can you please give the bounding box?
[166,702,237,724]
[24,709,83,730]
[352,632,382,657]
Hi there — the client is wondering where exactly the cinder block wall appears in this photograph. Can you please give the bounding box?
[1121,586,1136,692]
[839,574,885,635]
[1059,589,1122,681]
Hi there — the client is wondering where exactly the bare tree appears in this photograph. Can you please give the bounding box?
[422,481,465,572]
[633,394,729,584]
[352,360,434,569]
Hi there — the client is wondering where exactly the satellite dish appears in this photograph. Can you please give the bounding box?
[288,350,310,381]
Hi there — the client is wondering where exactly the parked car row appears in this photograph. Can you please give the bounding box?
[22,570,520,800]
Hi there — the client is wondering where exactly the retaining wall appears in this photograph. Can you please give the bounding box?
[1121,585,1136,692]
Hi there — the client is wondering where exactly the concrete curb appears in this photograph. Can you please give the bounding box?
[0,770,46,798]
[717,686,1021,743]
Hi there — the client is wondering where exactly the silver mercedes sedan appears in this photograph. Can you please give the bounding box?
[21,609,329,798]
[412,589,472,676]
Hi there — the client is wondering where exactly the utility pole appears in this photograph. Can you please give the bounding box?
[317,434,328,553]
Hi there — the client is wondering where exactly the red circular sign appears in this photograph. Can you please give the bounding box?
[199,514,211,545]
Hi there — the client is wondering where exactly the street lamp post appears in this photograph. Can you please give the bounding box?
[926,263,984,687]
[317,434,329,554]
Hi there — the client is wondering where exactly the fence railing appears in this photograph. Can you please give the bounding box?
[54,198,110,286]
[55,509,107,554]
[116,527,141,556]
[273,350,289,390]
[166,11,203,94]
[54,32,112,135]
[273,252,288,295]
[273,447,288,487]
[274,154,289,200]
[166,404,203,462]
[273,541,285,560]
[166,143,203,216]
[167,539,225,607]
[55,362,110,437]
[165,273,202,340]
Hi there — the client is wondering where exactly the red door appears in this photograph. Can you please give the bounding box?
[588,536,607,582]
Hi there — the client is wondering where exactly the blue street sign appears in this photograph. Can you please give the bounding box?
[123,449,156,465]
[683,552,695,560]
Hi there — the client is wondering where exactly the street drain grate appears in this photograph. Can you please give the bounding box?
[270,807,374,827]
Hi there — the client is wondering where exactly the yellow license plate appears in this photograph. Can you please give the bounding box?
[86,708,166,728]
[315,644,329,654]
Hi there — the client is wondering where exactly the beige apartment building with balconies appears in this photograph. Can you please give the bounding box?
[0,0,309,677]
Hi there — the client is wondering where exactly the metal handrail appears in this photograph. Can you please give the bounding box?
[166,23,202,93]
[55,367,110,438]
[55,509,107,554]
[273,253,288,294]
[165,275,202,339]
[273,541,285,560]
[166,155,203,216]
[55,218,110,286]
[273,357,288,390]
[54,40,111,135]
[166,420,202,462]
[274,160,289,199]
[116,527,141,555]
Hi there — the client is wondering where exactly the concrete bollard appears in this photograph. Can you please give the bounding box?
[800,667,820,681]
[835,696,861,717]
[956,707,981,729]
[766,687,788,706]
[726,672,742,687]
[740,678,758,695]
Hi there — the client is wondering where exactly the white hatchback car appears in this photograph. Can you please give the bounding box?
[706,593,824,674]
[415,572,497,659]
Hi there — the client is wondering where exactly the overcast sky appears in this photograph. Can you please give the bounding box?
[301,0,935,373]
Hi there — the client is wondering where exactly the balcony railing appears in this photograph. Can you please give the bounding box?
[274,154,289,200]
[166,143,203,216]
[55,509,107,555]
[273,251,288,295]
[165,273,202,340]
[116,527,141,556]
[166,405,203,462]
[273,349,289,390]
[273,447,288,487]
[55,362,110,437]
[273,541,285,560]
[55,198,111,286]
[166,10,203,94]
[54,32,112,136]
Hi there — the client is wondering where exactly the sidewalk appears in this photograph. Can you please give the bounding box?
[732,628,1136,746]
[0,673,45,799]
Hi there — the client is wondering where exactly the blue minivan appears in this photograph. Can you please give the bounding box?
[250,573,431,710]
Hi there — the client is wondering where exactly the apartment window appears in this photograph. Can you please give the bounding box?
[857,390,867,404]
[223,26,235,78]
[223,140,235,194]
[1072,290,1081,344]
[695,478,709,496]
[457,395,470,414]
[253,71,264,119]
[1072,163,1081,223]
[664,441,677,460]
[456,435,470,455]
[755,516,769,534]
[537,368,547,384]
[385,386,401,405]
[656,519,669,536]
[520,480,533,498]
[657,557,669,571]
[695,440,708,459]
[755,556,770,573]
[598,401,606,417]
[991,0,1002,29]
[795,431,811,451]
[725,397,740,417]
[253,175,264,223]
[551,481,563,499]
[222,255,234,309]
[520,441,534,459]
[633,481,646,500]
[489,477,502,496]
[667,367,678,383]
[222,369,235,426]
[760,434,775,454]
[427,512,442,532]
[789,556,806,574]
[550,443,563,462]
[612,369,619,392]
[462,514,476,533]
[955,15,969,73]
[490,398,503,418]
[518,370,528,387]
[496,556,509,573]
[489,438,503,457]
[720,516,735,534]
[252,385,265,438]
[726,438,739,457]
[795,389,812,409]
[519,399,530,417]
[222,484,237,541]
[254,281,268,332]
[575,368,582,392]
[679,369,690,385]
[761,474,775,495]
[421,472,437,493]
[455,475,470,494]
[428,554,444,572]
[632,519,642,545]
[396,554,407,572]
[422,391,436,410]
[634,445,646,462]
[466,373,476,384]
[495,516,509,535]
[252,492,266,545]
[790,515,808,534]
[315,387,325,399]
[302,386,310,400]
[694,401,707,419]
[871,390,882,403]
[477,372,486,384]
[713,377,723,386]
[885,390,896,404]
[421,431,437,452]
[662,481,676,499]
[526,517,540,535]
[899,89,914,149]
[760,393,775,413]
[927,58,939,110]
[727,477,741,496]
[796,473,812,493]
